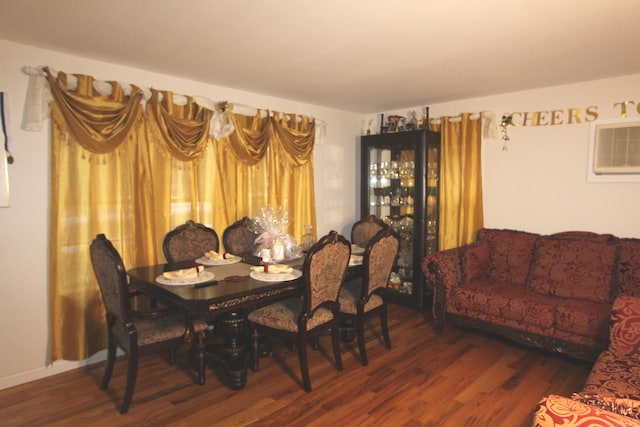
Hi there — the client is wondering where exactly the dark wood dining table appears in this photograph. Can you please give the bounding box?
[127,260,303,390]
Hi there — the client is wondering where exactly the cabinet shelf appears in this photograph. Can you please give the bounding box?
[360,129,441,309]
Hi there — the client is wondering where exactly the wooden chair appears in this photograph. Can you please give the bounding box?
[339,228,399,366]
[222,216,259,257]
[163,220,219,262]
[90,234,208,413]
[351,215,388,249]
[248,230,351,392]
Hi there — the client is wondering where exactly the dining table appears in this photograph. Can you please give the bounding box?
[127,251,364,391]
[127,258,304,390]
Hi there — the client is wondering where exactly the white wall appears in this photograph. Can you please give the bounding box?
[377,74,640,238]
[0,39,362,389]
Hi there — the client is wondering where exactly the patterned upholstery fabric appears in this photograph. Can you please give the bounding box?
[477,228,539,286]
[533,296,640,426]
[609,295,640,356]
[351,215,387,248]
[461,241,489,284]
[533,394,640,426]
[307,237,351,311]
[339,279,383,314]
[422,228,631,361]
[222,217,259,256]
[528,238,618,304]
[248,298,334,332]
[163,220,219,262]
[618,238,640,297]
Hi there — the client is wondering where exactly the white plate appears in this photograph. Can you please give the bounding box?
[156,270,215,286]
[195,256,241,266]
[263,255,303,265]
[249,269,302,282]
[349,255,363,266]
[351,244,365,255]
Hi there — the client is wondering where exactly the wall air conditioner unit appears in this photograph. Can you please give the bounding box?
[588,119,640,182]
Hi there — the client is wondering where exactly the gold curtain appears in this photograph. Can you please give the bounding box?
[47,69,144,361]
[141,90,216,263]
[46,68,318,361]
[213,111,317,244]
[268,113,316,242]
[430,113,484,250]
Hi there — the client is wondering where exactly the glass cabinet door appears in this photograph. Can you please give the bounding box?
[361,130,440,309]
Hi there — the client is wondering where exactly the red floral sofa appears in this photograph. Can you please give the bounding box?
[421,228,640,361]
[532,295,640,426]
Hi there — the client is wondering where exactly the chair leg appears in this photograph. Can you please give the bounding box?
[120,347,138,414]
[196,331,206,385]
[312,336,319,351]
[169,345,177,365]
[297,336,311,392]
[331,325,343,371]
[251,328,260,372]
[381,305,391,349]
[356,316,368,366]
[101,336,117,390]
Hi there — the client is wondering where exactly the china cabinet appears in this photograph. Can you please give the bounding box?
[360,129,441,309]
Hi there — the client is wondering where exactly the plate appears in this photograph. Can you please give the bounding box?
[349,255,363,266]
[263,255,303,265]
[249,269,302,282]
[195,256,241,266]
[351,244,365,255]
[156,270,215,286]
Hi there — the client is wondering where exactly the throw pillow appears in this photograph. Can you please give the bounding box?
[618,238,640,297]
[477,228,539,286]
[461,241,489,285]
[528,238,618,304]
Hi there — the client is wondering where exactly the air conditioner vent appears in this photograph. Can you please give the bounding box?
[593,121,640,174]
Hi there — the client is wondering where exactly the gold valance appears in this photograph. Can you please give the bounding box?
[44,67,143,154]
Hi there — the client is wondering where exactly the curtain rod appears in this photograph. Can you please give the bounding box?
[21,65,327,133]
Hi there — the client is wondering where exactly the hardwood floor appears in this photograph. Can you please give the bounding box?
[0,304,592,426]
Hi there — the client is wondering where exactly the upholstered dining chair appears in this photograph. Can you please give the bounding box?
[163,220,219,262]
[248,230,351,392]
[351,215,389,249]
[339,228,399,366]
[222,216,259,257]
[90,234,208,414]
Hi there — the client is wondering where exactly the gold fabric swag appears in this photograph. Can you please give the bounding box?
[45,67,317,361]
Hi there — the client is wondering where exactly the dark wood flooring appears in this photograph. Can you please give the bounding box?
[0,304,592,426]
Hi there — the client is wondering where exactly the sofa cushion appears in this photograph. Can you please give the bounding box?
[548,230,615,243]
[477,228,539,286]
[450,279,556,329]
[461,241,489,284]
[572,393,640,420]
[534,394,640,427]
[582,350,640,399]
[618,238,640,298]
[555,299,610,340]
[610,295,640,356]
[528,238,618,304]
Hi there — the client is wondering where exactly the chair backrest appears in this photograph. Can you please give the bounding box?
[163,220,219,262]
[222,216,259,256]
[302,230,351,313]
[362,228,400,297]
[90,234,133,349]
[351,215,388,248]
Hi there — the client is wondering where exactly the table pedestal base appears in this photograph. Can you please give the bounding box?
[207,310,250,390]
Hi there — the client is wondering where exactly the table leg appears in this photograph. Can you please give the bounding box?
[207,310,250,390]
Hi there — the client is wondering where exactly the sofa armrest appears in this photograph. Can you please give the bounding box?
[422,246,465,329]
[533,394,640,427]
[610,295,640,356]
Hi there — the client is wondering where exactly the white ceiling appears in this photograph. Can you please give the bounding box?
[2,0,640,114]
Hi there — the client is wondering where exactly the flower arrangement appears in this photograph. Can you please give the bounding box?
[252,206,287,246]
